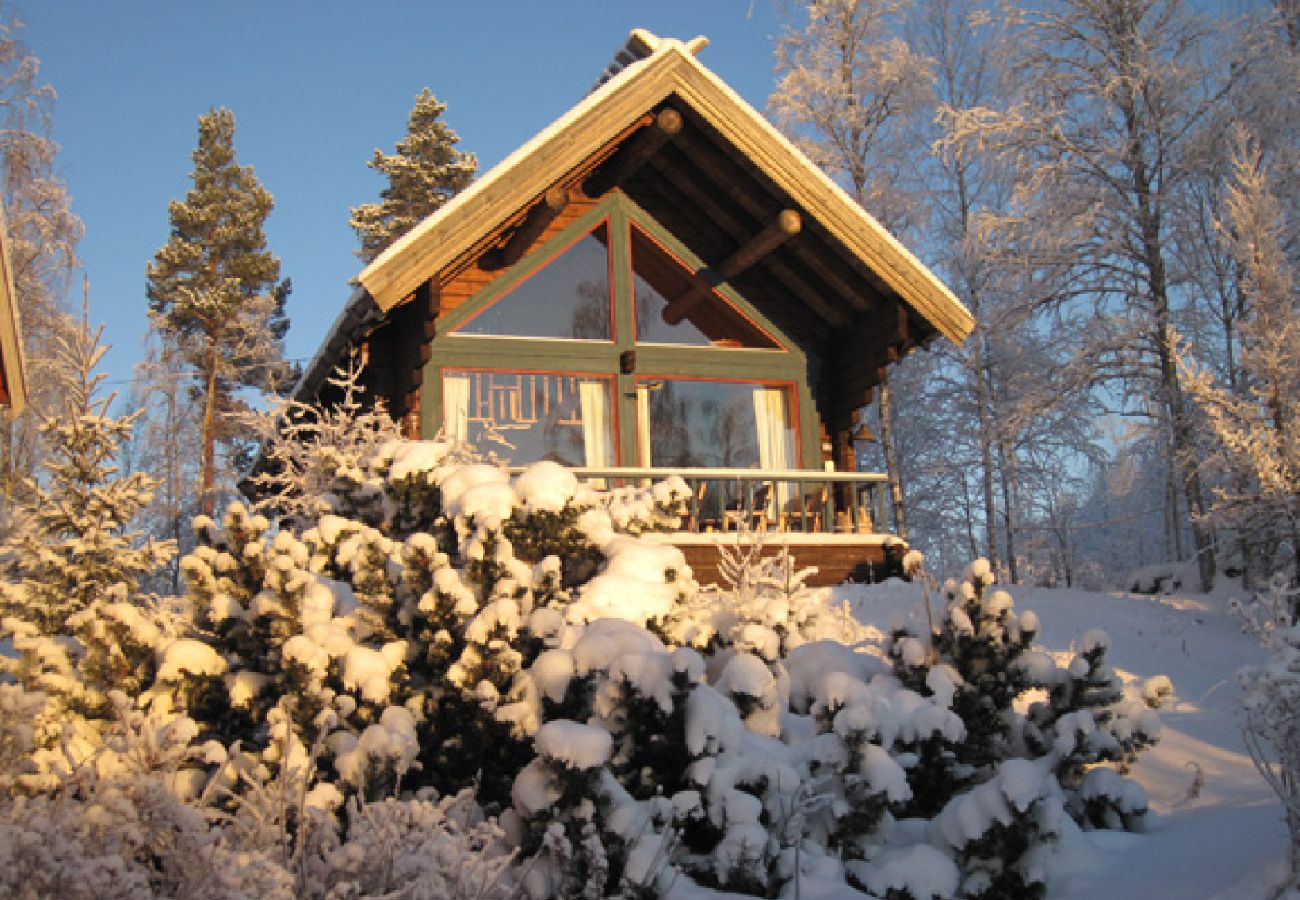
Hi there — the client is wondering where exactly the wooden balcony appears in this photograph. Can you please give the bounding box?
[562,467,908,587]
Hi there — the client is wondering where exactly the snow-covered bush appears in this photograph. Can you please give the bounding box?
[1234,576,1300,889]
[1,382,1173,900]
[885,559,1161,842]
[930,758,1063,900]
[1023,629,1159,830]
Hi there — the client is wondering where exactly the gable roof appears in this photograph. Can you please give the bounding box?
[357,29,973,347]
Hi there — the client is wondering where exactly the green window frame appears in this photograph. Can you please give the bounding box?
[424,191,821,469]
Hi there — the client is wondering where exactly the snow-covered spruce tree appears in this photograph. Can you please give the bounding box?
[0,315,174,740]
[1022,629,1160,830]
[146,106,291,518]
[888,559,1039,807]
[350,88,477,264]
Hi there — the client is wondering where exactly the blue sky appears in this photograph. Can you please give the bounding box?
[20,1,785,394]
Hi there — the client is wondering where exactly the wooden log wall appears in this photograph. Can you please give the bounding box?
[435,193,600,319]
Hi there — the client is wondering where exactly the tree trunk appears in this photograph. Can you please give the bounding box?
[998,438,1019,583]
[1165,454,1183,563]
[199,346,219,518]
[974,338,1000,569]
[1123,79,1216,591]
[1157,309,1216,591]
[878,378,908,541]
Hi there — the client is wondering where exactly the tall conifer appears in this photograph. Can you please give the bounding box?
[350,89,476,263]
[0,313,173,635]
[146,107,290,516]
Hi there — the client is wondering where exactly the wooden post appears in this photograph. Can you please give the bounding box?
[662,209,802,325]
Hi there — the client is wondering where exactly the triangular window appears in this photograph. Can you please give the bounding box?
[454,222,613,340]
[631,224,781,349]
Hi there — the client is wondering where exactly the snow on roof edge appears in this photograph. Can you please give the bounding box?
[357,32,688,301]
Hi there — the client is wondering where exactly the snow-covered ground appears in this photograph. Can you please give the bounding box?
[839,576,1294,900]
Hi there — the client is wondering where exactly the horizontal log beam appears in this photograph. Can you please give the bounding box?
[478,185,571,271]
[663,209,802,325]
[582,107,683,197]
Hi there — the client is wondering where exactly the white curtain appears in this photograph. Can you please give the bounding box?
[578,379,613,469]
[753,386,794,515]
[442,373,470,443]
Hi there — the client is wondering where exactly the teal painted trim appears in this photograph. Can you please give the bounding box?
[421,368,443,440]
[607,201,640,464]
[422,190,829,468]
[617,192,805,366]
[797,382,821,470]
[436,194,624,335]
[432,339,622,370]
[631,346,803,381]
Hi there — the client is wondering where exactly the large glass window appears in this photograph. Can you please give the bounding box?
[637,378,795,470]
[630,225,780,349]
[453,223,613,340]
[442,370,615,467]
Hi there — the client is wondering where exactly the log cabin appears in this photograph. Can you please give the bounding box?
[294,29,974,585]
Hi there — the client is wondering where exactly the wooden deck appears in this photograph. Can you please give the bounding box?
[513,465,910,587]
[646,531,908,587]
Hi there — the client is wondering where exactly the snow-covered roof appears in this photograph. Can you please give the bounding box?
[356,29,974,347]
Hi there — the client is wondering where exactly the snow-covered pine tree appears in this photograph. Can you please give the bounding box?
[930,757,1062,900]
[146,106,291,517]
[0,313,174,739]
[1023,628,1159,830]
[891,560,1039,779]
[350,88,477,263]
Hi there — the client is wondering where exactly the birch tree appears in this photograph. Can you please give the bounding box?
[146,107,290,517]
[0,6,83,505]
[1181,133,1299,587]
[771,0,933,539]
[124,330,204,591]
[942,0,1237,590]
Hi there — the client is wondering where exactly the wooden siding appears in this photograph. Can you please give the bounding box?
[436,193,600,319]
[668,535,906,587]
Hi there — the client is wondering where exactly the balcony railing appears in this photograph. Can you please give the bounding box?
[517,466,893,536]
